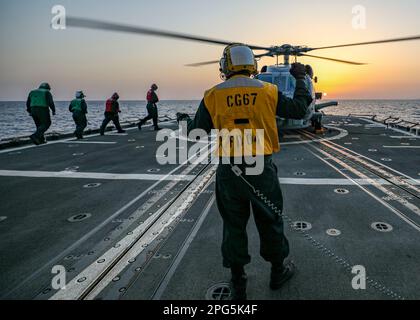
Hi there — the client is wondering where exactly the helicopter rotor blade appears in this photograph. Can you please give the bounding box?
[66,17,271,51]
[299,54,366,65]
[185,60,220,67]
[309,35,420,51]
[185,52,272,67]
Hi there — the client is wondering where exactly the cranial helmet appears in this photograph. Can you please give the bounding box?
[112,92,120,100]
[39,82,51,90]
[151,84,158,91]
[75,91,85,99]
[219,44,258,78]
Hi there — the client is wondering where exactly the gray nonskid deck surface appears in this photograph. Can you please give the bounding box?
[0,115,418,300]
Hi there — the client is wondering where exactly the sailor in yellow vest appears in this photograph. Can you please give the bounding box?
[177,44,312,300]
[26,82,56,145]
[69,91,88,140]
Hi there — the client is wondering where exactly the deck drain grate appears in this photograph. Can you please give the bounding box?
[65,166,80,172]
[67,213,92,223]
[326,229,342,237]
[294,172,306,176]
[205,283,232,301]
[381,158,392,162]
[334,189,350,195]
[83,183,102,189]
[371,222,393,233]
[148,169,161,173]
[292,221,312,231]
[368,149,378,152]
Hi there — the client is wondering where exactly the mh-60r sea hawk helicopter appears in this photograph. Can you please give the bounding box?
[64,17,420,132]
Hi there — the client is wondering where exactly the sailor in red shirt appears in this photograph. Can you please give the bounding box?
[138,84,162,131]
[100,93,126,135]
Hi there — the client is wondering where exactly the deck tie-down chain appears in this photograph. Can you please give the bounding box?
[231,164,405,300]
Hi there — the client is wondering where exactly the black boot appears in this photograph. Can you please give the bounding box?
[154,127,162,131]
[30,134,41,146]
[270,261,296,290]
[230,266,247,301]
[138,122,142,131]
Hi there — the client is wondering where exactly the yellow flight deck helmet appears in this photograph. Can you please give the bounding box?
[219,44,258,78]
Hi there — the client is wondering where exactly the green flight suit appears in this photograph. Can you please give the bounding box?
[69,99,88,139]
[26,88,56,143]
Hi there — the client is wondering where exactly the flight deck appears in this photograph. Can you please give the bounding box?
[0,115,419,300]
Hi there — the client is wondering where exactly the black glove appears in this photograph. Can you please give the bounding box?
[290,63,307,80]
[176,113,190,123]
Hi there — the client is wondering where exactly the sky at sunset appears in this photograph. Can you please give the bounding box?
[0,0,419,101]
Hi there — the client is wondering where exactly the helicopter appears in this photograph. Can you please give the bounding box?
[64,17,420,132]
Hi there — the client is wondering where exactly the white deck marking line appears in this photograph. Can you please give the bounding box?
[152,195,216,300]
[2,139,208,299]
[280,126,348,146]
[359,118,419,138]
[60,141,117,145]
[383,146,420,149]
[390,136,420,139]
[1,170,418,185]
[0,120,176,154]
[0,170,194,181]
[308,131,420,190]
[278,178,420,186]
[307,148,420,232]
[52,166,217,300]
[301,131,420,216]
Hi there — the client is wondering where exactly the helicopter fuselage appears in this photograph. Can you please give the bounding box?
[256,65,316,130]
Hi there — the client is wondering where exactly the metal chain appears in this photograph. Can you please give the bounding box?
[230,164,405,300]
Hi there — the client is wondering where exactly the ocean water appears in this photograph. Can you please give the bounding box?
[0,100,199,140]
[0,100,419,140]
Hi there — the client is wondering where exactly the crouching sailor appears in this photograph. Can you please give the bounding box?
[69,91,88,140]
[26,82,56,145]
[100,92,126,136]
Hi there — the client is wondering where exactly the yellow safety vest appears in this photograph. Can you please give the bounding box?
[204,75,280,157]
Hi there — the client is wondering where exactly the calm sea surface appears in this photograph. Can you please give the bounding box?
[0,100,419,140]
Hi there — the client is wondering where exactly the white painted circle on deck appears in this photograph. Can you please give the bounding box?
[334,189,350,195]
[326,229,341,237]
[83,183,102,189]
[67,213,92,223]
[371,222,393,233]
[292,221,312,231]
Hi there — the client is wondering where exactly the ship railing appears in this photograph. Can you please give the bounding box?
[348,113,420,135]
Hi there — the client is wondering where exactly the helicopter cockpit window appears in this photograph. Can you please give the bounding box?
[273,74,290,92]
[256,74,273,84]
